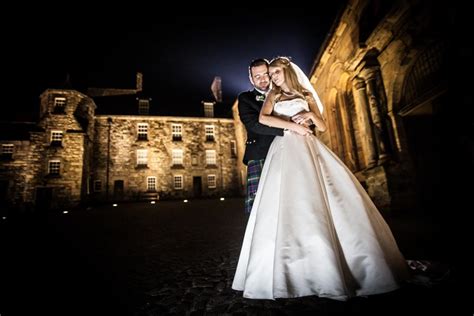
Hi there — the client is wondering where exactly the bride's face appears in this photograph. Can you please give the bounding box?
[269,66,285,87]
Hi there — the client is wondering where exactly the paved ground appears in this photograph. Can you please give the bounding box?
[0,198,468,315]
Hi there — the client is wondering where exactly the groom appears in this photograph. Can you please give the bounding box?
[238,58,284,214]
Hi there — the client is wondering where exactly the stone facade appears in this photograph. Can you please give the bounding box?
[0,89,240,212]
[0,90,96,211]
[91,115,240,202]
[0,139,31,209]
[308,0,452,211]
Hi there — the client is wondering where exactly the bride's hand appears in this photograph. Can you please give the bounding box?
[292,111,314,125]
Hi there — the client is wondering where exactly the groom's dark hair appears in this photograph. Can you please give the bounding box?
[249,58,269,68]
[249,58,270,70]
[248,58,269,77]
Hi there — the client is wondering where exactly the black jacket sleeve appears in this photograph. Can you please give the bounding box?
[238,94,284,136]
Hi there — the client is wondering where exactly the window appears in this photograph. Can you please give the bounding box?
[137,123,148,140]
[205,125,215,141]
[147,176,157,191]
[206,150,216,165]
[1,144,14,159]
[138,99,149,115]
[208,174,216,189]
[137,149,148,166]
[51,130,63,146]
[230,140,237,157]
[172,149,183,165]
[174,175,183,190]
[172,124,182,141]
[403,42,445,109]
[53,97,66,113]
[49,160,61,175]
[94,180,102,192]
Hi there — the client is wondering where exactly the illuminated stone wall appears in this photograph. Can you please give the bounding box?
[0,89,96,211]
[0,140,31,209]
[92,115,239,201]
[308,0,451,211]
[231,100,250,196]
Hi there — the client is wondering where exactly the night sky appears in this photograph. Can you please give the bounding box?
[4,4,345,120]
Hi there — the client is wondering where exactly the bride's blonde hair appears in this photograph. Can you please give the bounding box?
[269,57,308,98]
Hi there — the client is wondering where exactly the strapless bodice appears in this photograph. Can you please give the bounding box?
[273,98,309,118]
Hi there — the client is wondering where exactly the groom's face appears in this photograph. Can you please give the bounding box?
[250,65,270,92]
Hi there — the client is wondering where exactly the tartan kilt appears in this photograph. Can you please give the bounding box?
[245,159,265,214]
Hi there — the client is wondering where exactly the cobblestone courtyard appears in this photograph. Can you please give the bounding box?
[0,198,466,315]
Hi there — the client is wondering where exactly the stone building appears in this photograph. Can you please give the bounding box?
[0,80,241,212]
[0,90,96,211]
[305,0,462,211]
[92,111,239,202]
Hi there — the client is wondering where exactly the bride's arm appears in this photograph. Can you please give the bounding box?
[259,90,312,135]
[295,93,327,132]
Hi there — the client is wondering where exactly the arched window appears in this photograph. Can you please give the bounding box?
[403,42,446,108]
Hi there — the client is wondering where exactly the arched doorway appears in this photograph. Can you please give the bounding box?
[398,42,446,212]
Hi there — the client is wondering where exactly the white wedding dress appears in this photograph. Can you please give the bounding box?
[232,98,409,301]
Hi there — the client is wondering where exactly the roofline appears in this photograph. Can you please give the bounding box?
[95,115,235,123]
[310,1,347,75]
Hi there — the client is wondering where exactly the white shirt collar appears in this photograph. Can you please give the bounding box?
[255,87,268,95]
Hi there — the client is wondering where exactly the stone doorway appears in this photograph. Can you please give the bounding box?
[114,180,124,201]
[193,177,202,198]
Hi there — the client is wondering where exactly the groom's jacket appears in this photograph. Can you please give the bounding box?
[238,89,284,165]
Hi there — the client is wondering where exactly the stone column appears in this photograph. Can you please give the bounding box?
[337,92,359,170]
[352,77,377,168]
[361,67,390,162]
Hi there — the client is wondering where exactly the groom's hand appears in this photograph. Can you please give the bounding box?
[293,124,313,136]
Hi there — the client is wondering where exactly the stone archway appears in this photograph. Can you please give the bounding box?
[396,42,447,212]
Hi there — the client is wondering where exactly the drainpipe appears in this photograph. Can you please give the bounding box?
[106,117,112,201]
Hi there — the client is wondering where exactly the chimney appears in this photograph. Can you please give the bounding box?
[136,72,143,92]
[138,97,151,115]
[211,76,222,102]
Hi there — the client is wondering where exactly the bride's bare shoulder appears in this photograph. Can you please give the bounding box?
[267,89,282,102]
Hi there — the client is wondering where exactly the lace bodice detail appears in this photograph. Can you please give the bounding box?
[273,98,309,119]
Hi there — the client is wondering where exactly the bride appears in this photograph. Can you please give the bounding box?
[232,57,409,301]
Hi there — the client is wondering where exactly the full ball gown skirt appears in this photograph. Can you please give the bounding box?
[232,99,409,301]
